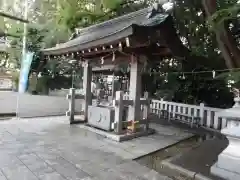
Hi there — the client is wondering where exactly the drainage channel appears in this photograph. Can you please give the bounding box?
[135,134,218,180]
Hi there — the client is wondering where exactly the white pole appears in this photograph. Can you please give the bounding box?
[22,0,28,57]
[16,0,28,118]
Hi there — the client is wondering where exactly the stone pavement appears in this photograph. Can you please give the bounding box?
[0,116,194,180]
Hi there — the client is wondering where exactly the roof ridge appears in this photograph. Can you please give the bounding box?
[77,7,150,35]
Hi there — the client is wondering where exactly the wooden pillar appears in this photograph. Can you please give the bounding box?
[128,57,142,122]
[83,61,92,121]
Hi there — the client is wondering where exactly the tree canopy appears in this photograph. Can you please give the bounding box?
[0,0,239,107]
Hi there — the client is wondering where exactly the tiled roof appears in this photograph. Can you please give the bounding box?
[41,8,169,55]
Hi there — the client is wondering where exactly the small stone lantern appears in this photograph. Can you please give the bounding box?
[211,96,240,180]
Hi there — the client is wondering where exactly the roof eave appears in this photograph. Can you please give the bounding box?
[42,25,134,56]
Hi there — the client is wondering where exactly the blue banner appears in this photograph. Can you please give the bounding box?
[18,52,34,93]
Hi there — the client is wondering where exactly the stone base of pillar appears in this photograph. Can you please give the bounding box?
[211,126,240,180]
[80,124,155,142]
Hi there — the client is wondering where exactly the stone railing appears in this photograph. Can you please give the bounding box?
[150,99,227,131]
[123,93,227,131]
[65,90,227,131]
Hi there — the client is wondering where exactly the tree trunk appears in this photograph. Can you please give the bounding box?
[201,0,240,68]
[223,27,240,67]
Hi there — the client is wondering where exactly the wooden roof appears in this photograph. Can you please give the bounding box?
[41,7,170,57]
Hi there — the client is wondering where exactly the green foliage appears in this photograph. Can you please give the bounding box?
[174,0,221,61]
[10,70,20,90]
[35,75,50,94]
[6,25,48,69]
[0,0,237,107]
[209,2,240,30]
[216,71,240,88]
[55,0,148,32]
[56,0,123,32]
[153,73,180,100]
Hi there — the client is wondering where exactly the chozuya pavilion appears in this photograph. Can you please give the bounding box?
[40,6,188,141]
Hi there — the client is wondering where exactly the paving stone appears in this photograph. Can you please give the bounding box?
[80,177,93,180]
[17,153,55,177]
[18,153,42,164]
[2,165,38,180]
[106,168,145,180]
[115,161,151,176]
[37,155,90,180]
[0,170,7,180]
[51,164,90,180]
[93,155,126,169]
[0,155,23,168]
[78,161,109,177]
[27,163,55,177]
[142,170,173,180]
[38,172,66,180]
[55,152,91,166]
[36,152,60,165]
[89,171,123,180]
[0,116,186,180]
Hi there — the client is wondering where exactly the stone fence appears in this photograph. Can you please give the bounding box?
[1,91,227,131]
[0,92,82,118]
[123,94,227,131]
[150,99,227,131]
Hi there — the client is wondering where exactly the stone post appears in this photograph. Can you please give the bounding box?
[128,57,142,122]
[143,91,149,131]
[83,61,92,122]
[211,97,240,180]
[160,98,164,110]
[199,103,205,126]
[69,88,75,123]
[114,91,124,134]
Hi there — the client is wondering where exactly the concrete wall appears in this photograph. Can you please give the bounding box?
[0,92,83,118]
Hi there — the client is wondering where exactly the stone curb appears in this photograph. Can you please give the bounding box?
[12,114,65,119]
[0,113,16,120]
[0,113,16,117]
[162,158,212,180]
[0,117,13,121]
[162,159,196,179]
[195,173,212,180]
[201,126,220,134]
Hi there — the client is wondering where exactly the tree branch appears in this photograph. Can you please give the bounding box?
[202,0,237,68]
[0,12,29,23]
